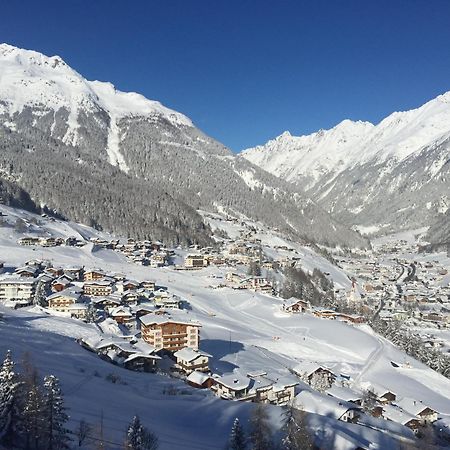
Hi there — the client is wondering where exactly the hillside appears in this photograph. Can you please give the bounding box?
[0,43,366,249]
[242,94,450,235]
[0,204,449,448]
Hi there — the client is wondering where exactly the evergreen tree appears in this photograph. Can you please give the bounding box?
[249,404,273,450]
[0,350,22,445]
[281,404,313,450]
[34,279,49,307]
[23,381,44,450]
[126,415,159,450]
[228,418,246,450]
[42,375,70,450]
[85,303,98,323]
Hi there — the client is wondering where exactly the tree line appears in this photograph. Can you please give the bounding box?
[0,350,159,450]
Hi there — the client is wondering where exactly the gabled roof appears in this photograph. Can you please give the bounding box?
[174,348,211,362]
[382,404,418,425]
[395,397,436,416]
[295,390,360,420]
[293,361,333,377]
[187,370,211,386]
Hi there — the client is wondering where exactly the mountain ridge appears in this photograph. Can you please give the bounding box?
[243,91,450,235]
[0,43,367,248]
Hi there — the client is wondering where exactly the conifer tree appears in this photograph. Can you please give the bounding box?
[42,375,70,450]
[228,417,246,450]
[249,404,273,450]
[126,415,159,450]
[0,350,22,444]
[281,404,313,450]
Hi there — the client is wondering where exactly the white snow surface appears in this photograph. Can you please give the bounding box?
[0,43,192,169]
[242,92,450,186]
[1,206,449,448]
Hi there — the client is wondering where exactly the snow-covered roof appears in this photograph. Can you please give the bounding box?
[216,373,252,391]
[124,353,161,363]
[173,348,211,362]
[395,397,436,416]
[140,312,201,327]
[187,370,211,386]
[295,390,360,420]
[382,405,417,426]
[293,361,332,377]
[326,385,362,403]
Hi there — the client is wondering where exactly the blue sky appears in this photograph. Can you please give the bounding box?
[2,0,450,151]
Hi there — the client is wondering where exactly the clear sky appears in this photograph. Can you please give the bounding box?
[1,0,450,151]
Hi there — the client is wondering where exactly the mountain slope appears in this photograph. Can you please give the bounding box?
[0,43,367,248]
[243,94,450,234]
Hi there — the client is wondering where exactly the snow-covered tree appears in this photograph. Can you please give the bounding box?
[85,303,98,323]
[309,372,331,392]
[34,279,49,307]
[249,404,273,450]
[23,381,44,450]
[228,417,246,450]
[126,415,159,450]
[42,375,70,450]
[0,350,22,444]
[281,404,313,450]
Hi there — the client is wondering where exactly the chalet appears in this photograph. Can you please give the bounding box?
[295,390,362,423]
[395,398,438,423]
[367,383,397,404]
[186,371,215,389]
[141,280,156,291]
[123,353,160,372]
[239,277,273,294]
[381,404,422,433]
[149,253,167,268]
[63,266,83,280]
[247,371,298,406]
[83,280,113,297]
[133,304,157,320]
[15,266,39,278]
[313,308,340,320]
[83,269,106,281]
[212,373,253,400]
[83,338,160,372]
[0,278,36,303]
[326,385,363,405]
[47,289,81,312]
[184,254,208,269]
[293,361,335,388]
[140,313,201,352]
[18,236,40,246]
[39,237,57,247]
[121,290,141,305]
[282,298,309,313]
[67,303,88,320]
[336,313,365,324]
[109,306,134,325]
[46,267,64,277]
[51,275,73,292]
[173,348,211,374]
[116,280,140,292]
[93,295,121,311]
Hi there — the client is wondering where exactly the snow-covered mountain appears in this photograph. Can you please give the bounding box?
[242,94,450,235]
[0,43,367,248]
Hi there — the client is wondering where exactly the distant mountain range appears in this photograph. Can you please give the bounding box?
[0,44,367,248]
[242,93,450,240]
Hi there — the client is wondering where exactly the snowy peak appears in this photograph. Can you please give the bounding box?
[243,92,450,184]
[0,43,192,126]
[242,119,375,186]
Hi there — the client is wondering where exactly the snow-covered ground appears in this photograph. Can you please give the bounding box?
[1,205,450,448]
